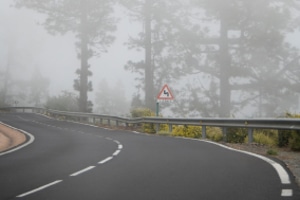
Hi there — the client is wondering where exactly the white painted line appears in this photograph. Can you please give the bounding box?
[0,122,35,156]
[113,140,120,145]
[281,189,293,197]
[70,166,95,177]
[118,145,123,150]
[113,150,121,156]
[17,180,62,198]
[198,140,291,185]
[176,137,292,186]
[106,137,113,140]
[98,156,113,164]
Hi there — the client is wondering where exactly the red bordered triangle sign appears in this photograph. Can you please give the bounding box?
[157,84,174,100]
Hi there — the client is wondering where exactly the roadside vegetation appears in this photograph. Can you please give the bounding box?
[131,108,300,152]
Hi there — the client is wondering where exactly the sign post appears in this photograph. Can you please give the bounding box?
[156,84,174,116]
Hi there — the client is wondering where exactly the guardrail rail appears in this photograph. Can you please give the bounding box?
[1,107,300,143]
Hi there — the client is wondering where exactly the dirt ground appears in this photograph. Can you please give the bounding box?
[0,124,26,152]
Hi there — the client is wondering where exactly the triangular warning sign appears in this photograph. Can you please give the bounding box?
[157,84,174,100]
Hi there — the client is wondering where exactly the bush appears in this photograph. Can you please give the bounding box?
[227,128,247,143]
[206,127,223,142]
[172,125,202,138]
[278,129,291,147]
[130,108,156,133]
[247,130,277,146]
[267,149,278,156]
[284,113,300,151]
[289,130,300,151]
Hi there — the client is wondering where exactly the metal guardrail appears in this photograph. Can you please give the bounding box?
[1,107,300,143]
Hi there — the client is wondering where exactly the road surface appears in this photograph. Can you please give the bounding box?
[0,112,299,200]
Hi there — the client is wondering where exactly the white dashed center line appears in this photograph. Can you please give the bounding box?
[70,166,96,177]
[17,180,63,198]
[98,156,113,164]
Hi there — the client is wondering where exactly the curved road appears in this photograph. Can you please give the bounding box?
[0,113,299,200]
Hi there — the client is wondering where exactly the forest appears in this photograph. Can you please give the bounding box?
[0,0,300,118]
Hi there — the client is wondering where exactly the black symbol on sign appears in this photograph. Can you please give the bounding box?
[164,90,169,97]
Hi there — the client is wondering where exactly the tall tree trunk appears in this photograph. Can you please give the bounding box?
[219,14,231,117]
[79,0,88,112]
[144,0,155,111]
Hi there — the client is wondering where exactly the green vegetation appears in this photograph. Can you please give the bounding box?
[267,149,278,156]
[129,109,300,151]
[227,128,247,143]
[172,125,202,138]
[130,108,156,133]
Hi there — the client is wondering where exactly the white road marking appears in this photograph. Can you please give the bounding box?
[114,140,120,145]
[0,122,35,156]
[17,180,62,198]
[176,137,293,196]
[281,189,293,197]
[98,156,113,164]
[197,139,291,184]
[70,166,95,177]
[113,150,121,156]
[11,115,125,197]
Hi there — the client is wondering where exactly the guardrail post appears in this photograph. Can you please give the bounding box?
[168,124,173,133]
[222,127,227,142]
[116,120,119,127]
[107,119,111,126]
[156,123,159,133]
[202,125,206,139]
[248,128,253,144]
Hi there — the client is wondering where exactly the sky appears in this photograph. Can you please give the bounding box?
[0,0,141,102]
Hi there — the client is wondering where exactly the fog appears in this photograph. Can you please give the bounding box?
[1,1,300,118]
[0,1,139,95]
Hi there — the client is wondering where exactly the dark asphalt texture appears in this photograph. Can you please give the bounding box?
[0,113,299,200]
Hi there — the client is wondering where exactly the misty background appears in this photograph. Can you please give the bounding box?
[1,0,300,118]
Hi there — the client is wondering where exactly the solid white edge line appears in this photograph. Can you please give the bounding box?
[177,137,292,185]
[113,150,121,156]
[281,189,293,197]
[98,156,113,164]
[17,180,62,198]
[0,122,35,156]
[70,166,95,177]
[204,140,291,184]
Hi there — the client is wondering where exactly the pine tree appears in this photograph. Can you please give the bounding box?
[14,0,117,112]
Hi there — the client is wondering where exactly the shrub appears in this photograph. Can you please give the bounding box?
[267,149,278,156]
[289,130,300,151]
[226,128,247,143]
[284,113,300,151]
[248,130,277,146]
[278,129,291,147]
[172,125,202,138]
[130,107,156,133]
[206,127,223,142]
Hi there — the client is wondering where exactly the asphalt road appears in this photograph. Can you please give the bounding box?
[0,112,299,200]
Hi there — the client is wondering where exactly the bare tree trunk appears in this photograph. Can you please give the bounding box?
[79,0,88,112]
[144,0,155,111]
